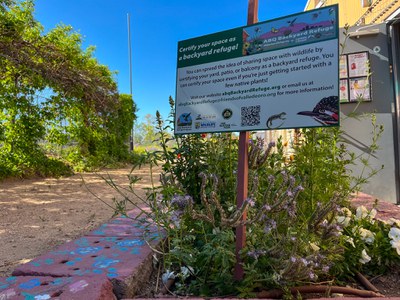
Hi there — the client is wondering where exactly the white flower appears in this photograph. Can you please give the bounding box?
[359,228,375,244]
[309,242,320,252]
[386,218,400,227]
[390,239,400,255]
[356,206,368,220]
[336,215,351,227]
[369,208,377,219]
[162,270,175,283]
[343,236,355,247]
[359,249,371,264]
[336,207,352,227]
[389,227,400,242]
[355,206,377,221]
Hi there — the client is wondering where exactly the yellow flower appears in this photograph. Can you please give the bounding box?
[309,242,320,252]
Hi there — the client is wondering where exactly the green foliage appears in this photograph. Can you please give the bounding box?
[134,114,159,146]
[108,97,396,297]
[0,1,137,179]
[331,205,400,278]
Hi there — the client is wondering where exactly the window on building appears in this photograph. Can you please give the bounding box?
[361,0,372,7]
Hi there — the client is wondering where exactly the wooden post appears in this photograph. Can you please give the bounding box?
[234,0,259,281]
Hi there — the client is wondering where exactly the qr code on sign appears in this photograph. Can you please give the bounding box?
[241,105,260,126]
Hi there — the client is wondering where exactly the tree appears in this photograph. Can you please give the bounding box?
[135,114,158,146]
[0,0,136,177]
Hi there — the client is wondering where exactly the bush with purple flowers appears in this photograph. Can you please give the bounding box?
[108,97,400,297]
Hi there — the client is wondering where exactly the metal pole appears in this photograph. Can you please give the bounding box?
[127,13,134,151]
[234,0,259,281]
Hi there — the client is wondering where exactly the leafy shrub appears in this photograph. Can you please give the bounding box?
[111,97,398,297]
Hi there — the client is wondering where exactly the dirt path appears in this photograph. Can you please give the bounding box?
[0,165,159,277]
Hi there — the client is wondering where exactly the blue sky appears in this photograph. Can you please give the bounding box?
[33,1,307,122]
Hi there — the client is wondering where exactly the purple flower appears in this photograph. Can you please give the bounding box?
[247,249,266,259]
[256,137,264,149]
[293,185,304,193]
[309,272,316,280]
[263,204,271,211]
[288,205,297,218]
[171,194,193,210]
[281,170,288,182]
[289,176,296,187]
[264,220,277,233]
[301,258,309,266]
[170,210,182,227]
[246,198,256,207]
[268,175,275,184]
[247,250,258,259]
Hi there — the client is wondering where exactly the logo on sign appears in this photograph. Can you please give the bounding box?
[222,109,233,119]
[177,113,192,126]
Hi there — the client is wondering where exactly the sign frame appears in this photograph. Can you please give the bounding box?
[175,5,340,135]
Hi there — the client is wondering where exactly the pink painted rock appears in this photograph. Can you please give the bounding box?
[87,216,159,238]
[0,275,116,300]
[12,236,159,298]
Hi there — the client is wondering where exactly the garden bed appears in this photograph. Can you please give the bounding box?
[0,168,400,298]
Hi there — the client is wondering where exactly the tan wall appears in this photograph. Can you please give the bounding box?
[305,0,372,27]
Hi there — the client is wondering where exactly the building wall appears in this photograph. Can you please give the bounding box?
[305,0,400,27]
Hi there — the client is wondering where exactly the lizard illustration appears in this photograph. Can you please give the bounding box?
[266,112,286,129]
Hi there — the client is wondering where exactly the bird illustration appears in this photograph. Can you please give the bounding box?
[297,96,339,125]
[287,18,297,26]
[178,113,192,126]
[311,12,320,20]
[271,27,279,33]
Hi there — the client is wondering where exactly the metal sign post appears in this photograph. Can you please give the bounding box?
[234,0,258,281]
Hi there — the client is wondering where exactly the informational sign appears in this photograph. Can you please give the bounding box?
[175,5,339,134]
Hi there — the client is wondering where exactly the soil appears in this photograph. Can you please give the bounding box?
[1,166,400,298]
[0,164,159,277]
